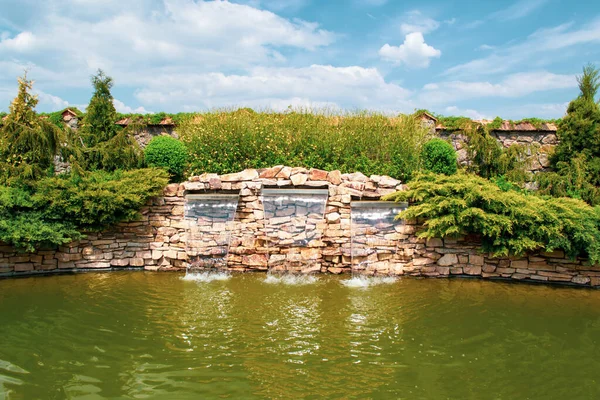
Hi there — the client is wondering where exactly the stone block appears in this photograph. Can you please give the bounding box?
[463,266,482,275]
[469,255,484,265]
[437,254,458,266]
[111,259,130,267]
[130,258,145,267]
[291,173,308,186]
[426,238,443,247]
[84,262,111,269]
[572,276,590,285]
[511,260,528,269]
[14,263,34,272]
[309,168,328,181]
[328,170,342,185]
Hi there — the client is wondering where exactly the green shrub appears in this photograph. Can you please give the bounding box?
[144,136,188,182]
[421,139,457,175]
[0,168,168,252]
[384,173,600,263]
[178,110,431,182]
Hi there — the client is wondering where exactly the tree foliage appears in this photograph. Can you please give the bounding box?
[538,64,600,204]
[78,70,142,171]
[384,173,600,263]
[0,74,65,184]
[0,71,169,251]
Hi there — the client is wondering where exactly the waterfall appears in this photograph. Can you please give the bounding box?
[261,188,329,276]
[350,201,406,278]
[184,194,240,278]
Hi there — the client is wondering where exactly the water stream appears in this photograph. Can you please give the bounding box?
[184,193,240,279]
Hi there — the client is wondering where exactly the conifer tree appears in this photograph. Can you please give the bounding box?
[79,69,142,170]
[0,73,63,183]
[537,64,600,204]
[552,64,600,175]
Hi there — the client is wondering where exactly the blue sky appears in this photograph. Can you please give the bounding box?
[0,0,599,119]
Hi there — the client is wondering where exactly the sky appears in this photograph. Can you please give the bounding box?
[0,0,599,119]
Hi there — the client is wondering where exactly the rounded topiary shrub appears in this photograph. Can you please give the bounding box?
[144,136,188,181]
[421,138,457,175]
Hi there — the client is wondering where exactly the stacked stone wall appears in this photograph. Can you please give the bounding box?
[439,130,558,173]
[1,166,599,288]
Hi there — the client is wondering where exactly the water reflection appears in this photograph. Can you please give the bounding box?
[1,273,600,398]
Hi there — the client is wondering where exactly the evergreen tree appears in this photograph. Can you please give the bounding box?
[79,69,142,170]
[537,64,600,204]
[0,73,63,184]
[552,64,600,179]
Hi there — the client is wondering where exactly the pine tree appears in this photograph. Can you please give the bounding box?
[536,64,600,204]
[552,64,600,183]
[0,73,63,183]
[79,69,142,170]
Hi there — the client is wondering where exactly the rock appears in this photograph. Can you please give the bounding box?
[84,262,111,269]
[347,172,368,182]
[327,170,342,185]
[326,212,341,223]
[243,254,268,267]
[163,183,179,196]
[111,259,129,267]
[378,176,401,188]
[260,166,283,179]
[426,238,443,248]
[463,266,482,275]
[183,182,205,191]
[511,260,528,269]
[309,168,328,181]
[275,166,292,179]
[291,173,308,186]
[469,255,484,266]
[413,257,435,266]
[130,258,145,266]
[14,263,34,272]
[572,276,590,285]
[437,254,458,266]
[221,169,259,182]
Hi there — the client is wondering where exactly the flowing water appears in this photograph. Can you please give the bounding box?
[1,272,600,399]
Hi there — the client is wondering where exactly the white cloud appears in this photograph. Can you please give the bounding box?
[399,10,440,35]
[494,102,569,119]
[133,65,414,112]
[113,99,150,114]
[490,0,548,21]
[477,44,495,51]
[0,0,336,87]
[0,31,36,52]
[446,18,600,78]
[379,32,441,68]
[421,71,576,104]
[36,90,69,109]
[444,106,489,120]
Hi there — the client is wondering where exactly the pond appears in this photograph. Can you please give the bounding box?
[1,272,599,399]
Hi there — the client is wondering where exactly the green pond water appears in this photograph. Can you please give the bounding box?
[1,272,600,399]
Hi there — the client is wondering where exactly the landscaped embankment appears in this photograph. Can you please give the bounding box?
[1,166,599,287]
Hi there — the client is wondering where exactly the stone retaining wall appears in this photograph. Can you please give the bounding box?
[1,166,599,288]
[439,130,558,173]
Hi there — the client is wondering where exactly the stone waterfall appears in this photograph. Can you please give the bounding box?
[184,194,240,274]
[261,188,329,274]
[350,201,407,276]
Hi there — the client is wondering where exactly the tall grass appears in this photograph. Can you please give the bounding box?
[178,109,431,181]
